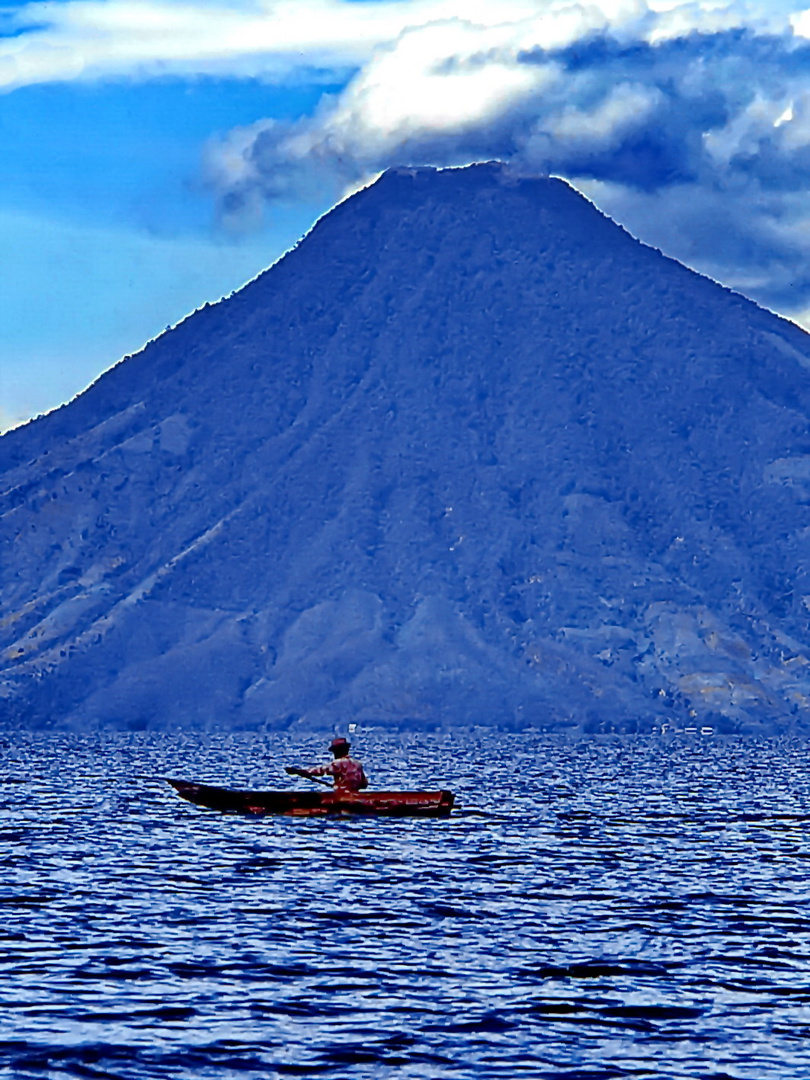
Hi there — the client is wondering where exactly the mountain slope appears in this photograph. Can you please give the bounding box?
[4,163,810,732]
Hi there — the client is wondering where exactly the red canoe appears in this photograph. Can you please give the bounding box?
[167,779,455,817]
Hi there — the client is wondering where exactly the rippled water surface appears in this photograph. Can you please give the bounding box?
[3,730,810,1079]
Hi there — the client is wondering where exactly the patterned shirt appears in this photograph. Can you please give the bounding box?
[309,756,368,792]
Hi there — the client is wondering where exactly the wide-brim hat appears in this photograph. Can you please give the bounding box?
[329,736,350,752]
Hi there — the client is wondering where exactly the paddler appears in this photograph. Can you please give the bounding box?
[287,736,369,792]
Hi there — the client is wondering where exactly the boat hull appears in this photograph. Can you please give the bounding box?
[167,779,455,817]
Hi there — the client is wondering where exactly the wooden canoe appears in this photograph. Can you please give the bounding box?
[167,779,455,817]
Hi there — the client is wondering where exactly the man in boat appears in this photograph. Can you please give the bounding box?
[288,736,369,792]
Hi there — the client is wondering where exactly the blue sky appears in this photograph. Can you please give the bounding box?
[1,18,346,429]
[4,0,810,430]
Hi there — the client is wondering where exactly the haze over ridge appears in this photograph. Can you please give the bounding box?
[3,162,810,733]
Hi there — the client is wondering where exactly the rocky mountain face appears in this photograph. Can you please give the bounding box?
[4,163,810,733]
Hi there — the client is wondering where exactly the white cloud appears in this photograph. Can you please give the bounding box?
[285,20,552,165]
[0,0,798,90]
[541,82,664,146]
[0,0,545,89]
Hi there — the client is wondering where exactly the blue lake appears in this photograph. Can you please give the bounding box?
[3,730,810,1079]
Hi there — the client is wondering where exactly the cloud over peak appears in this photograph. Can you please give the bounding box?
[199,2,810,321]
[7,0,810,320]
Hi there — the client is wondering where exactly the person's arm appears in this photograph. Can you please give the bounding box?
[285,762,334,779]
[307,762,335,777]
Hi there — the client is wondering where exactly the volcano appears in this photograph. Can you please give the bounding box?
[4,162,810,733]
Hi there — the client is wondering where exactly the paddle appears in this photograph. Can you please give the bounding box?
[285,766,333,787]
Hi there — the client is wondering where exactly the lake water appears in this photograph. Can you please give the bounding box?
[3,729,810,1079]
